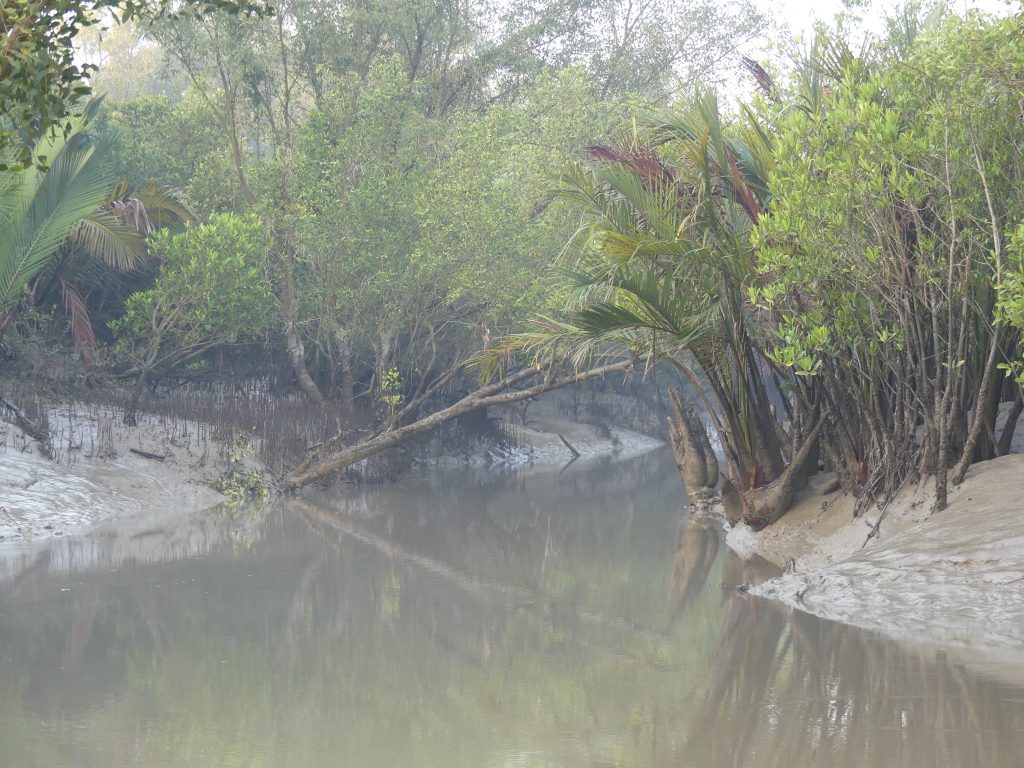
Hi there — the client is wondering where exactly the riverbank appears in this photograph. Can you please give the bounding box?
[0,392,662,542]
[726,449,1024,654]
[0,404,242,542]
[482,416,662,468]
[481,389,665,468]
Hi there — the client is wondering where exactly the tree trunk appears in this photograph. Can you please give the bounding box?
[693,407,720,488]
[219,73,255,208]
[667,391,707,490]
[329,320,354,414]
[124,368,149,427]
[285,324,323,405]
[951,326,1002,485]
[997,392,1023,456]
[933,379,949,513]
[279,275,324,405]
[721,479,743,527]
[373,329,394,407]
[741,411,826,530]
[284,360,633,489]
[666,390,719,490]
[338,342,354,414]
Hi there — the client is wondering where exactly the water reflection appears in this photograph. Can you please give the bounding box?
[1,449,1023,767]
[672,518,720,616]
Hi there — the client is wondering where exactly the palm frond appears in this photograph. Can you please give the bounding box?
[743,56,777,101]
[70,212,146,271]
[126,182,197,229]
[0,125,116,315]
[486,94,769,400]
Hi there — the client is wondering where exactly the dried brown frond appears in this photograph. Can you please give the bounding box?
[584,143,676,190]
[60,278,97,366]
[742,56,777,100]
[727,153,761,223]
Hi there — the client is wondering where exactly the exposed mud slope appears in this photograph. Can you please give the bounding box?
[0,406,242,542]
[748,454,1024,652]
[487,389,665,468]
[489,417,662,466]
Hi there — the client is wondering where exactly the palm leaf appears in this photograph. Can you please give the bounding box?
[125,181,196,229]
[0,127,116,315]
[70,212,147,272]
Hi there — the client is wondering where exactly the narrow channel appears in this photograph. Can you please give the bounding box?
[2,449,1022,767]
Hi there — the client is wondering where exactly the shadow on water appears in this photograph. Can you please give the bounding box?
[1,448,1023,767]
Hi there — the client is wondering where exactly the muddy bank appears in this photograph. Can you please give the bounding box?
[0,389,663,543]
[485,389,664,468]
[481,417,662,468]
[0,404,253,542]
[724,453,1024,654]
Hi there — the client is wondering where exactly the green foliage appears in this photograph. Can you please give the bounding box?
[0,0,270,171]
[16,0,1017,509]
[485,89,786,488]
[212,433,270,500]
[380,368,403,408]
[0,102,116,324]
[752,9,1024,499]
[415,68,610,326]
[110,212,273,374]
[64,0,767,409]
[255,62,606,399]
[99,95,222,189]
[998,223,1024,382]
[581,0,766,98]
[758,11,1024,365]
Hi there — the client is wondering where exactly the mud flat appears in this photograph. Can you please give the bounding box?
[0,392,662,543]
[727,451,1024,656]
[486,415,662,466]
[486,390,664,468]
[0,405,246,543]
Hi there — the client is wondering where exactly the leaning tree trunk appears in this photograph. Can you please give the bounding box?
[667,390,719,490]
[741,411,827,531]
[284,360,633,489]
[951,326,1002,486]
[284,323,323,405]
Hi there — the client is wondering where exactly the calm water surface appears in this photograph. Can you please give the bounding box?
[2,449,1024,767]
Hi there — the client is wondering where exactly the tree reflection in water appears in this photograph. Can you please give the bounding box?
[0,450,1023,767]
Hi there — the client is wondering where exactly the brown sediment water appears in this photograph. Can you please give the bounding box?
[1,448,1023,767]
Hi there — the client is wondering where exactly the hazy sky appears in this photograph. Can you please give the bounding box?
[758,0,1017,38]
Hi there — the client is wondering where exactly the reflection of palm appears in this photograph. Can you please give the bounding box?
[683,583,789,767]
[671,518,718,616]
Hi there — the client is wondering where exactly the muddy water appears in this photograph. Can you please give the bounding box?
[2,449,1024,767]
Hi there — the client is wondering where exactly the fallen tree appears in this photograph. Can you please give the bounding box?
[283,359,634,489]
